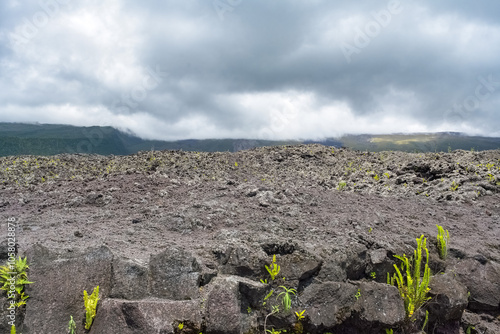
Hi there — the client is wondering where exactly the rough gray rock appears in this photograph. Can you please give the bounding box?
[452,258,500,312]
[149,247,202,300]
[22,244,113,334]
[427,272,469,333]
[111,257,149,300]
[89,299,203,334]
[301,281,359,329]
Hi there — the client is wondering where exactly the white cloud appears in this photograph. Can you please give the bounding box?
[0,0,499,140]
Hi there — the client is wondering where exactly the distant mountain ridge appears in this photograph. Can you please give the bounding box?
[0,122,499,156]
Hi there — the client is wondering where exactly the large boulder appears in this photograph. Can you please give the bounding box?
[111,257,149,300]
[452,258,500,312]
[22,244,113,334]
[149,247,202,300]
[301,281,359,330]
[427,272,469,333]
[354,281,406,331]
[205,276,263,334]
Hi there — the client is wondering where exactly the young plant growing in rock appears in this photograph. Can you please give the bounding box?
[277,286,296,312]
[265,255,280,280]
[295,309,306,321]
[83,285,100,330]
[68,315,76,334]
[389,235,431,321]
[436,225,450,260]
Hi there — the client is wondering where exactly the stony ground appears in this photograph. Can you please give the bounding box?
[0,144,499,333]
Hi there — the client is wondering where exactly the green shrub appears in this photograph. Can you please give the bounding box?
[389,235,431,320]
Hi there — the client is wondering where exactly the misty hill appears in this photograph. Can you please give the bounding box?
[0,122,499,157]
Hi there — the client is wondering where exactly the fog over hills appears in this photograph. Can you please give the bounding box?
[1,122,499,157]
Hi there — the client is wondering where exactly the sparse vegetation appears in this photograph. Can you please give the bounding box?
[389,235,431,321]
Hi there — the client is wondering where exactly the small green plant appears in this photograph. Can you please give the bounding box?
[262,290,274,306]
[370,272,376,279]
[450,181,459,191]
[83,285,100,330]
[466,325,475,334]
[266,328,282,334]
[384,172,390,179]
[247,306,252,313]
[265,255,281,280]
[295,309,306,321]
[422,310,429,332]
[277,286,296,312]
[436,225,450,260]
[373,174,380,181]
[11,325,16,334]
[178,322,184,330]
[385,329,393,334]
[68,315,76,334]
[337,181,347,190]
[487,173,495,182]
[355,289,361,300]
[389,235,431,320]
[0,256,34,307]
[368,227,373,233]
[260,278,268,284]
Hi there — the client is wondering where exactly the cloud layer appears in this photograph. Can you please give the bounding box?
[1,0,499,140]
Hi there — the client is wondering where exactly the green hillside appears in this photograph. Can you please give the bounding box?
[1,123,499,156]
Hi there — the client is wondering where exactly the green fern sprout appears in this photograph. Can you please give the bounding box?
[0,256,34,306]
[389,235,431,320]
[68,315,76,334]
[436,225,450,260]
[355,289,361,300]
[450,181,459,191]
[83,285,100,330]
[265,255,280,280]
[277,286,296,312]
[295,309,306,321]
[266,329,282,334]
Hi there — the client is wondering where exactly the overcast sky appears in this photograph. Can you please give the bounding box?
[1,0,499,140]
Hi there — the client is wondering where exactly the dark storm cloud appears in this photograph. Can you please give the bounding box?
[0,0,499,139]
